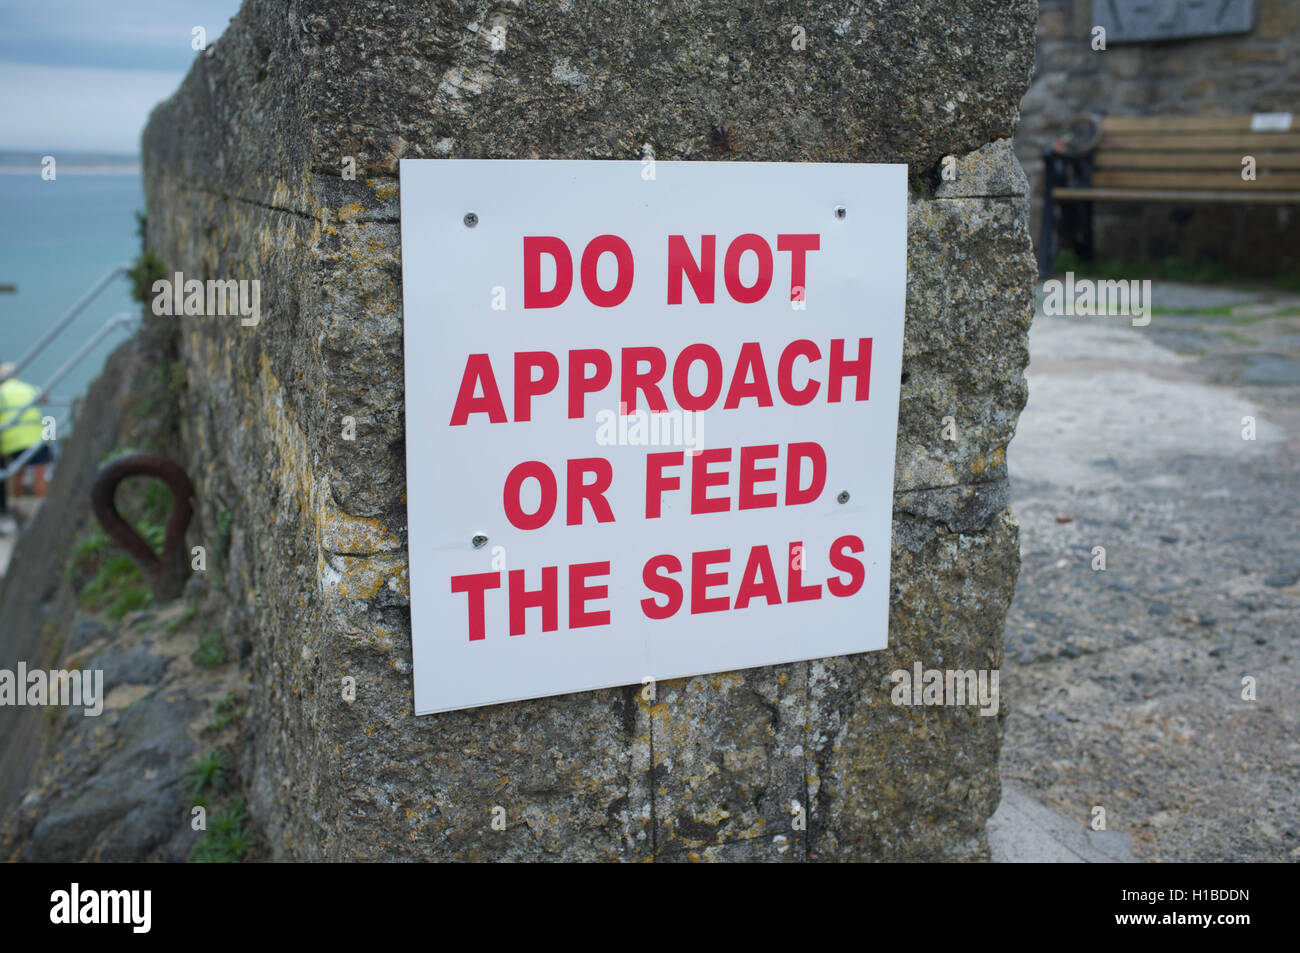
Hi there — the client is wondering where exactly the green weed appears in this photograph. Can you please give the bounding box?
[165,602,198,635]
[186,749,231,797]
[204,693,241,734]
[127,249,165,305]
[192,798,253,863]
[192,632,228,668]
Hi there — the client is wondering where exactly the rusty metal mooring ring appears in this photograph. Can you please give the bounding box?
[90,452,195,602]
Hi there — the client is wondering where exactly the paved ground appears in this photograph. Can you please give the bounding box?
[994,281,1300,863]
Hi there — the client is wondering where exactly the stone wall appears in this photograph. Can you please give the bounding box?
[0,329,177,826]
[1017,0,1300,275]
[141,0,1036,860]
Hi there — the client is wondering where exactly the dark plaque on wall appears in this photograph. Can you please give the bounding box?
[1094,0,1256,44]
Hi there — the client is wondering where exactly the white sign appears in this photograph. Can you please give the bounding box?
[1251,112,1293,132]
[399,160,907,714]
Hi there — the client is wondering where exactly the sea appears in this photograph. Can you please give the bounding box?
[0,152,144,428]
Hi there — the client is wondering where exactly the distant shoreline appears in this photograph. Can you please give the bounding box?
[0,152,141,176]
[0,166,141,176]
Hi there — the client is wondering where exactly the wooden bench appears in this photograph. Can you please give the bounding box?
[1037,114,1300,278]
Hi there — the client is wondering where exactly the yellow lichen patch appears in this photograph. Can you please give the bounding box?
[707,672,745,695]
[694,805,732,825]
[338,202,364,223]
[270,180,294,210]
[324,553,408,600]
[972,447,1007,474]
[386,566,411,599]
[259,354,407,602]
[319,509,401,554]
[257,352,316,529]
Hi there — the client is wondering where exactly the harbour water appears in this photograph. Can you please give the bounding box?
[0,154,143,415]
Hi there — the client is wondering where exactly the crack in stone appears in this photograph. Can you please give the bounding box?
[931,193,1028,201]
[895,476,1009,495]
[180,184,319,222]
[180,184,401,225]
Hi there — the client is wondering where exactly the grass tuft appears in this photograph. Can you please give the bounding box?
[191,631,228,668]
[186,749,231,797]
[192,798,253,862]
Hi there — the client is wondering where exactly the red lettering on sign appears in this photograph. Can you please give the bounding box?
[673,343,723,412]
[646,451,683,518]
[650,443,826,514]
[450,339,870,424]
[738,444,779,510]
[580,235,635,307]
[641,554,683,619]
[503,461,558,530]
[734,544,782,609]
[777,234,820,300]
[638,536,860,618]
[514,351,559,422]
[523,236,573,309]
[509,566,558,635]
[828,337,872,402]
[569,348,612,419]
[621,347,669,414]
[569,561,611,628]
[449,354,508,425]
[724,341,774,409]
[450,571,501,641]
[787,540,822,602]
[723,233,773,303]
[785,442,826,506]
[567,458,615,526]
[690,549,731,614]
[667,235,715,305]
[827,535,866,596]
[691,448,731,514]
[777,339,821,406]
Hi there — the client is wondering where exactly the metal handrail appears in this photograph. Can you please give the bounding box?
[0,312,137,434]
[0,263,131,384]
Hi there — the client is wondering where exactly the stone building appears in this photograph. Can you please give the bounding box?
[1016,0,1300,275]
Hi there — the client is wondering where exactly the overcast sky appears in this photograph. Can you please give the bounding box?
[0,0,243,154]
